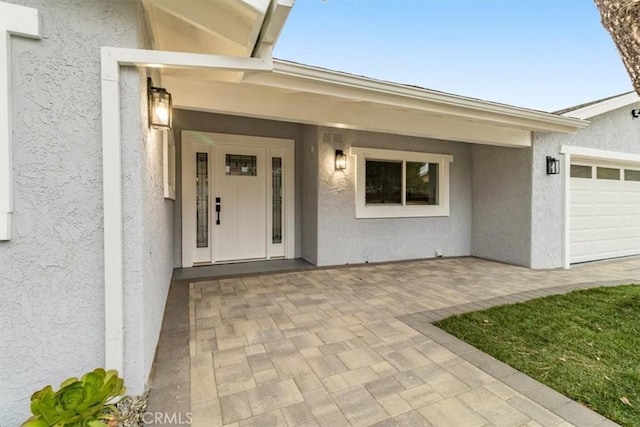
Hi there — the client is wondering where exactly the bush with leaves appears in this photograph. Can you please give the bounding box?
[22,368,126,427]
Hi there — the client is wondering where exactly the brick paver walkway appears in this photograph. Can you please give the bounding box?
[149,256,640,426]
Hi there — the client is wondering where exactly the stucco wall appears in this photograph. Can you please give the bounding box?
[315,127,472,266]
[121,67,175,394]
[471,144,533,267]
[531,104,640,268]
[0,0,152,424]
[300,125,319,263]
[171,110,315,263]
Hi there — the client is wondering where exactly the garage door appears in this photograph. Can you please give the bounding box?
[570,162,640,263]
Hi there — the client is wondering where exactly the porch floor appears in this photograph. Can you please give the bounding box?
[147,256,640,426]
[173,258,315,283]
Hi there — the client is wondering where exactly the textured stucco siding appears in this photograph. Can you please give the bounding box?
[315,127,472,266]
[471,144,532,267]
[171,110,312,264]
[300,125,319,264]
[0,0,154,424]
[531,104,640,268]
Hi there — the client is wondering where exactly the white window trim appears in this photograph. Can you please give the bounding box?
[162,132,176,200]
[0,2,40,240]
[350,147,453,219]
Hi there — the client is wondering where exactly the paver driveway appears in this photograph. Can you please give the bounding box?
[148,256,640,426]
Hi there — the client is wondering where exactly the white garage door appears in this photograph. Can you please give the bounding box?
[570,162,640,264]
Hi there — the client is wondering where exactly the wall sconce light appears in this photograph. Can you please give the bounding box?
[335,150,347,170]
[632,109,640,119]
[147,77,172,130]
[546,156,560,175]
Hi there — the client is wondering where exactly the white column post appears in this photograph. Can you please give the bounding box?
[0,2,40,240]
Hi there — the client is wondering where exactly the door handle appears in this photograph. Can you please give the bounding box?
[215,197,221,225]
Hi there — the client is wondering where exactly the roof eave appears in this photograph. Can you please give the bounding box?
[271,60,589,133]
[560,92,640,120]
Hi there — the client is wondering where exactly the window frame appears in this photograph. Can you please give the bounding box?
[351,147,453,219]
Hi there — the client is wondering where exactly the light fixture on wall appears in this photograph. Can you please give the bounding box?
[335,150,347,170]
[632,109,640,119]
[546,156,560,175]
[147,77,172,130]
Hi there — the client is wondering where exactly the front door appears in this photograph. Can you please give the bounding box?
[182,131,295,267]
[214,144,266,261]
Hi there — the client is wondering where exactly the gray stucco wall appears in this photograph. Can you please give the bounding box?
[171,110,316,263]
[0,0,159,424]
[315,127,472,266]
[122,69,175,394]
[531,104,640,268]
[470,145,533,267]
[300,125,319,263]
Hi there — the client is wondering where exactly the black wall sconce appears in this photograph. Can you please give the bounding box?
[147,77,172,130]
[335,150,347,170]
[632,109,640,119]
[546,156,560,175]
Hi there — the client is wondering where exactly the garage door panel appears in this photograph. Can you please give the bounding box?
[570,167,640,264]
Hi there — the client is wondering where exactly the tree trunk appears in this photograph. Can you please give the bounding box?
[593,0,640,94]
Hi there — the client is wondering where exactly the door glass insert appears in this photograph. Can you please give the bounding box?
[570,165,592,178]
[226,154,257,176]
[406,162,438,205]
[272,158,283,244]
[196,152,208,248]
[596,167,620,180]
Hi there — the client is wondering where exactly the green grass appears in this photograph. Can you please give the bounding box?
[435,285,640,426]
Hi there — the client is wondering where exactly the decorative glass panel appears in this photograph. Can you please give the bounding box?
[624,169,640,182]
[596,167,620,180]
[272,158,283,244]
[570,165,592,179]
[365,160,402,204]
[196,153,208,248]
[406,162,438,205]
[225,154,257,176]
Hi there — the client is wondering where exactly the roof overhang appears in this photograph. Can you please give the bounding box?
[141,0,588,148]
[162,60,588,148]
[560,91,640,119]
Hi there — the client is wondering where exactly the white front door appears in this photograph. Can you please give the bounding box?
[214,144,266,261]
[181,131,295,267]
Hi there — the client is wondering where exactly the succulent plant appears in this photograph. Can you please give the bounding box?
[22,368,126,427]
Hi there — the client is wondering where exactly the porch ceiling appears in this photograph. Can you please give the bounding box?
[141,0,293,81]
[163,59,588,147]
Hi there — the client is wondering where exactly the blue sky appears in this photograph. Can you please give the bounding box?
[274,0,633,112]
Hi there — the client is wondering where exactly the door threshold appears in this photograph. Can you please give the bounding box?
[173,258,315,282]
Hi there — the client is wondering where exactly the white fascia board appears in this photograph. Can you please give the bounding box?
[262,60,589,133]
[253,0,295,58]
[560,145,640,164]
[561,92,640,120]
[0,2,40,241]
[101,47,272,374]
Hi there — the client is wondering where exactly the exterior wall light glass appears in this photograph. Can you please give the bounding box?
[335,150,347,170]
[546,156,560,175]
[148,77,172,130]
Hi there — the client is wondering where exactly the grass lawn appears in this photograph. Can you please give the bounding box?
[435,285,640,426]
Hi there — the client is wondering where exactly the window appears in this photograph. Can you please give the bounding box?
[624,169,640,182]
[351,147,453,218]
[596,167,620,180]
[570,164,592,179]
